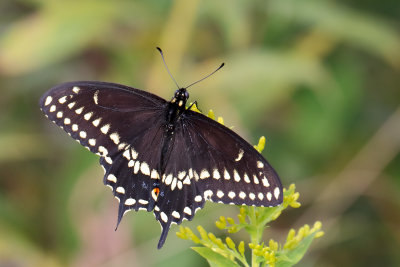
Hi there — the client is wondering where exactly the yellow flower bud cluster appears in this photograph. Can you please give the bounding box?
[249,239,279,267]
[176,183,323,266]
[284,221,324,250]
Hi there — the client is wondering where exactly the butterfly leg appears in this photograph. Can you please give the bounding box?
[188,101,201,112]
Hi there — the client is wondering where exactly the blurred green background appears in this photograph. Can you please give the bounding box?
[1,0,400,266]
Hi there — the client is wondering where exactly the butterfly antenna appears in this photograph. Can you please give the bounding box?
[185,63,225,89]
[156,47,180,89]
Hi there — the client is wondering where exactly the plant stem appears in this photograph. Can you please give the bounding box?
[248,207,262,267]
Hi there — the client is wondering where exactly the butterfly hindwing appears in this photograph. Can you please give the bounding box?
[153,122,206,248]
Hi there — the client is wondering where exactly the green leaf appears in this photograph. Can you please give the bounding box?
[191,247,241,267]
[276,231,320,267]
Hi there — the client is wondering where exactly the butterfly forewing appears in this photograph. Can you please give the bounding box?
[40,81,166,158]
[183,110,283,205]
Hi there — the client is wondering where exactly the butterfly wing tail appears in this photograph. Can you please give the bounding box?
[157,221,171,249]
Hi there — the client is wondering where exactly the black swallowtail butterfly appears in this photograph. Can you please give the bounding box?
[39,50,283,249]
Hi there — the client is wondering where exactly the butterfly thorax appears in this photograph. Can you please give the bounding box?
[166,88,189,131]
[159,88,189,174]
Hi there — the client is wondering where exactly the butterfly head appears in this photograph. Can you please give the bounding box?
[171,88,189,108]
